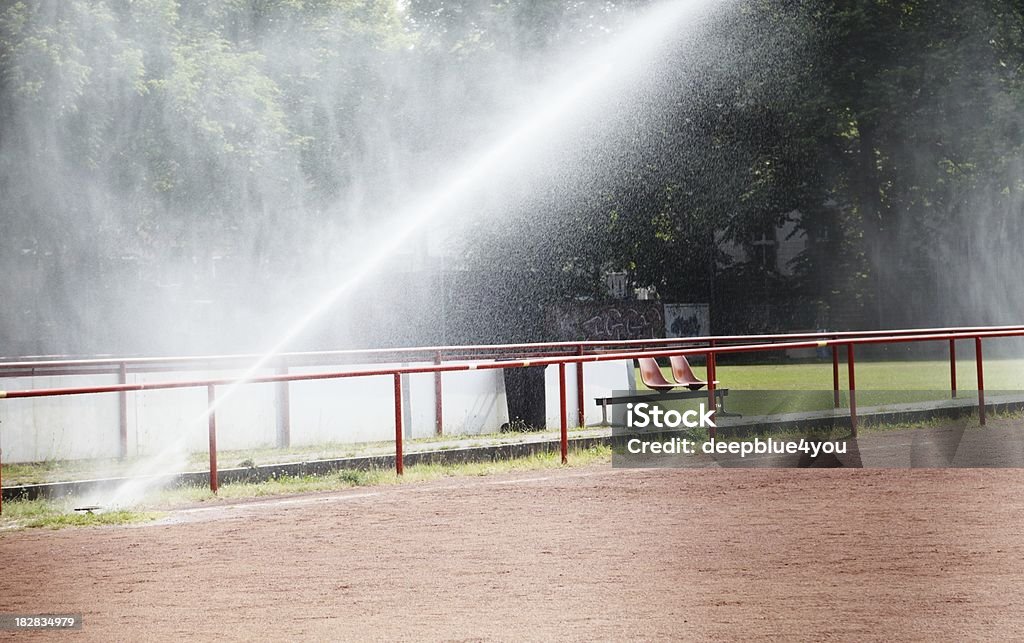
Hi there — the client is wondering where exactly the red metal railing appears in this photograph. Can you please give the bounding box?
[2,325,1023,515]
[6,324,1024,373]
[4,324,1023,453]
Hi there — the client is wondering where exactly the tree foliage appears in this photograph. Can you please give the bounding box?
[499,0,1024,330]
[1,0,1023,352]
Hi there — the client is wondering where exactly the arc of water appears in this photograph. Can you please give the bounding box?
[104,0,723,507]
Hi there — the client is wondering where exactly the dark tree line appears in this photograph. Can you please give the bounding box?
[2,0,1023,353]
[498,0,1024,332]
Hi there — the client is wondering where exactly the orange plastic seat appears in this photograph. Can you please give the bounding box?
[669,355,713,391]
[633,356,731,416]
[637,357,679,392]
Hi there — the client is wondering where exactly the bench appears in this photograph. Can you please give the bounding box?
[594,388,730,425]
[594,357,733,425]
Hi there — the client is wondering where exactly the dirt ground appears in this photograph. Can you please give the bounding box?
[4,462,1024,640]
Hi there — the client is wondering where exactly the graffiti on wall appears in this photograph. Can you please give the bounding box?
[547,302,665,341]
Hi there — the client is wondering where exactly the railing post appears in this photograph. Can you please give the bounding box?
[832,344,840,408]
[118,362,129,459]
[558,362,568,464]
[976,337,986,426]
[847,343,857,436]
[394,372,404,475]
[275,363,291,448]
[575,345,586,429]
[207,384,218,494]
[949,339,957,399]
[434,352,443,436]
[706,351,717,440]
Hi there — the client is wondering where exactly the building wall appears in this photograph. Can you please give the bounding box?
[0,359,634,464]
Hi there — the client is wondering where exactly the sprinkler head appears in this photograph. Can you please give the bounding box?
[73,505,102,514]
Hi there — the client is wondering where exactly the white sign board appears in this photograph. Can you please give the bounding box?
[664,303,710,338]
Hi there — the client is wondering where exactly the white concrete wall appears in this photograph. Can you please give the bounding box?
[0,373,121,462]
[437,365,509,435]
[544,360,635,428]
[288,366,402,446]
[128,369,279,457]
[0,362,512,463]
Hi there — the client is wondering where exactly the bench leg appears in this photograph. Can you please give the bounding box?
[600,400,609,426]
[715,390,741,418]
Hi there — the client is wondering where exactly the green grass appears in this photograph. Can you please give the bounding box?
[1,457,131,486]
[1,446,611,531]
[678,358,1024,391]
[21,510,162,530]
[1,429,562,486]
[150,445,612,506]
[639,359,1024,417]
[0,498,161,531]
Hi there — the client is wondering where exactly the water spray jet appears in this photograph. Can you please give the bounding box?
[98,0,727,507]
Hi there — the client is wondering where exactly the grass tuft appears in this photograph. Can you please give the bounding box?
[0,498,162,532]
[23,510,162,530]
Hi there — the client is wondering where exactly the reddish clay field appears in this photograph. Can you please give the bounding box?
[4,464,1024,641]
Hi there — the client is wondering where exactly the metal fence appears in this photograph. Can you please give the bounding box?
[2,324,1024,513]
